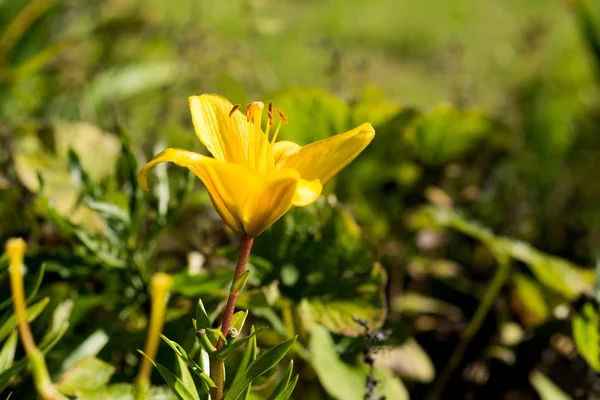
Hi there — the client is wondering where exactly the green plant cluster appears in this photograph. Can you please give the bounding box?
[1,0,600,399]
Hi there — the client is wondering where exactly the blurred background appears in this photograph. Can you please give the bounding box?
[1,0,600,399]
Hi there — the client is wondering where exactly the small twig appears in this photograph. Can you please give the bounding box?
[354,318,391,400]
[426,251,511,400]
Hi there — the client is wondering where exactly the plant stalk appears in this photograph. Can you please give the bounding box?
[136,272,173,399]
[212,235,254,400]
[6,238,57,400]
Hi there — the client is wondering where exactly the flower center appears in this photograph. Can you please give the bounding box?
[229,101,288,173]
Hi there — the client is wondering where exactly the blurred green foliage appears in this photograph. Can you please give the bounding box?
[2,0,600,399]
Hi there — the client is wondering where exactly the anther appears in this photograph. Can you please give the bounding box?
[275,108,288,123]
[268,111,274,126]
[268,101,273,114]
[229,104,241,117]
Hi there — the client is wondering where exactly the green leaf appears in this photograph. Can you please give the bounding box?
[0,261,46,310]
[309,325,408,400]
[267,360,293,400]
[0,297,50,342]
[529,370,572,400]
[230,310,249,334]
[14,121,121,234]
[231,271,251,294]
[172,270,233,297]
[256,206,387,336]
[572,301,600,372]
[160,335,215,390]
[56,357,115,396]
[0,315,68,393]
[176,352,200,400]
[61,330,109,374]
[372,338,435,383]
[225,336,296,400]
[393,291,463,321]
[300,262,387,336]
[271,374,299,400]
[412,206,591,299]
[195,299,212,330]
[511,273,550,327]
[226,327,258,400]
[138,350,198,400]
[0,331,18,373]
[73,383,174,400]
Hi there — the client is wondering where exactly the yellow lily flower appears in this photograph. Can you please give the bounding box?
[138,94,374,237]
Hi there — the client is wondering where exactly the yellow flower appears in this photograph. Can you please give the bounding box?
[138,94,374,237]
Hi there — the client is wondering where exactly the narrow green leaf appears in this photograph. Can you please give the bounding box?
[272,374,299,400]
[572,301,600,372]
[267,360,293,400]
[228,327,257,400]
[160,335,216,390]
[25,263,46,305]
[0,263,46,311]
[529,370,571,400]
[225,336,296,400]
[231,271,251,294]
[176,352,200,400]
[83,199,130,224]
[195,299,212,330]
[245,337,296,380]
[0,318,68,393]
[0,331,18,372]
[230,310,249,334]
[61,330,109,374]
[0,297,50,342]
[206,328,227,344]
[198,348,212,394]
[138,350,198,400]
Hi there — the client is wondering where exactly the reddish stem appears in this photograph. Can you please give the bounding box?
[212,235,254,400]
[218,235,254,346]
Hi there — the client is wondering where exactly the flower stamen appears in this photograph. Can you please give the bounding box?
[229,104,241,117]
[271,108,288,144]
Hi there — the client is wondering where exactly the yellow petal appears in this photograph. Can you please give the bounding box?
[137,148,207,192]
[293,178,322,206]
[137,148,256,233]
[241,169,315,237]
[275,123,375,184]
[273,141,300,165]
[189,94,248,164]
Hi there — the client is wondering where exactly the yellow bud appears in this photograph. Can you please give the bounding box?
[6,238,26,268]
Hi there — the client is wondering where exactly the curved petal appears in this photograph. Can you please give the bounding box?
[138,148,207,191]
[275,123,375,184]
[189,94,249,164]
[241,169,321,237]
[293,178,322,206]
[272,140,300,165]
[138,148,258,233]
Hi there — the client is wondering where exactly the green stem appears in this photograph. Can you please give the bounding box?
[211,235,254,400]
[427,251,511,400]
